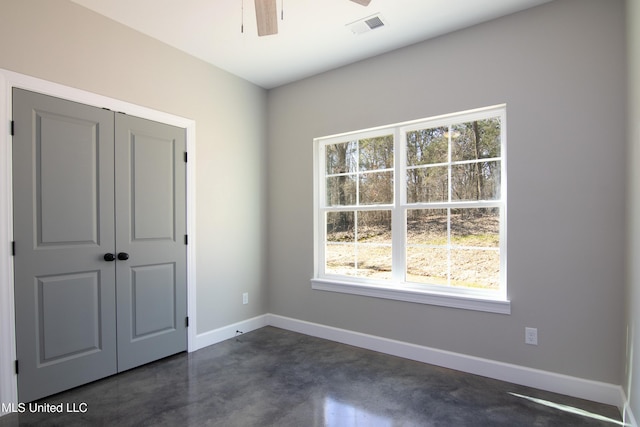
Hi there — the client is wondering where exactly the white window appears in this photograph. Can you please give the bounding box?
[312,105,509,314]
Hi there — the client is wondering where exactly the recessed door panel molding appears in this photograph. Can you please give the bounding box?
[37,271,102,364]
[37,111,101,247]
[131,263,177,340]
[130,132,176,241]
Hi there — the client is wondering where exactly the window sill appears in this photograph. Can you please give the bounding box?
[311,278,511,314]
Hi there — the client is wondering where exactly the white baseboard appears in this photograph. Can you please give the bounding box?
[265,313,626,411]
[193,314,268,350]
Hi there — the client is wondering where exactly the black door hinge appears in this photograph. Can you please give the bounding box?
[15,360,18,375]
[11,241,15,256]
[10,121,14,136]
[184,235,188,245]
[185,317,189,328]
[184,152,188,163]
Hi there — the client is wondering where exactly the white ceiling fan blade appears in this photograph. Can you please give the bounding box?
[349,0,372,5]
[255,0,278,36]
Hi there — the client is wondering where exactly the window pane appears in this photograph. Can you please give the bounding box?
[326,175,356,206]
[359,172,393,205]
[326,141,357,174]
[451,118,501,162]
[356,211,392,278]
[326,210,392,279]
[326,243,356,276]
[326,211,355,276]
[407,209,447,246]
[357,210,391,242]
[451,161,500,201]
[450,249,499,289]
[357,245,392,280]
[407,166,448,203]
[406,127,448,166]
[406,247,448,285]
[451,208,499,248]
[359,135,394,171]
[327,211,354,242]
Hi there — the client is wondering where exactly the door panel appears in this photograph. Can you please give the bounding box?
[13,88,117,403]
[38,111,101,246]
[38,271,102,361]
[131,133,176,241]
[131,263,177,338]
[115,114,187,372]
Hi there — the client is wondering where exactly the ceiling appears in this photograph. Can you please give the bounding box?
[70,0,552,89]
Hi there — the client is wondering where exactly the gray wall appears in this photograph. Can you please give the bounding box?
[0,0,269,334]
[626,0,640,417]
[267,0,626,384]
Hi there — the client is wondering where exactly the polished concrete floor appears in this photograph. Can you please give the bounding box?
[0,326,622,426]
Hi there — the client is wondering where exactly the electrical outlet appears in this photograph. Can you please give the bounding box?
[242,292,248,305]
[525,327,538,345]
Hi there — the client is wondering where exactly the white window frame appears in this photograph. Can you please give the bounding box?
[312,105,509,314]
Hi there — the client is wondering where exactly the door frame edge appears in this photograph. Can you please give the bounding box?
[0,69,197,412]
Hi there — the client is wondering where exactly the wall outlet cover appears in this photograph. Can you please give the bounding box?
[525,327,538,345]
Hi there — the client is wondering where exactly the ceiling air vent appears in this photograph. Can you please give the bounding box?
[347,14,387,35]
[365,16,384,30]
